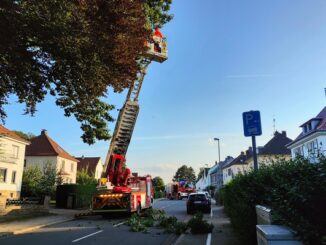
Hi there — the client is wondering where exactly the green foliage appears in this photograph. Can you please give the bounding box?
[220,157,326,245]
[39,163,56,196]
[56,184,97,208]
[187,212,214,234]
[0,0,172,144]
[173,165,196,185]
[152,176,165,192]
[21,163,57,197]
[21,165,43,197]
[12,130,35,141]
[76,168,98,185]
[154,190,164,199]
[143,0,173,28]
[127,208,187,235]
[153,176,165,199]
[127,214,148,232]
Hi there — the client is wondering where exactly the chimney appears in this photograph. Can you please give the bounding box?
[41,129,47,135]
[282,131,286,137]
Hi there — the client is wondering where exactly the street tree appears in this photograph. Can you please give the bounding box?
[152,176,165,192]
[173,165,196,186]
[21,165,43,197]
[22,162,58,197]
[0,0,173,144]
[76,168,98,185]
[12,130,36,141]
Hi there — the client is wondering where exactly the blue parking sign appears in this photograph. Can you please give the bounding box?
[242,111,262,137]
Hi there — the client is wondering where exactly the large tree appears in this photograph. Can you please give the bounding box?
[152,176,165,192]
[173,165,196,186]
[0,0,172,144]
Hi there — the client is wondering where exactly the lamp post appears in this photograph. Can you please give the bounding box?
[213,138,221,163]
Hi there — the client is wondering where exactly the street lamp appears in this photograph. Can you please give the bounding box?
[213,138,221,163]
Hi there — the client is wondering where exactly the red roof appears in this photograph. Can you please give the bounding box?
[25,130,78,162]
[0,125,29,144]
[76,157,101,176]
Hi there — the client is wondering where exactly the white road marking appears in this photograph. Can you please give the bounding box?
[210,208,213,218]
[113,221,126,227]
[206,233,212,245]
[72,230,103,243]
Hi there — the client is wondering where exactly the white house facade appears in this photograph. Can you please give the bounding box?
[0,125,29,199]
[287,107,326,163]
[25,130,78,184]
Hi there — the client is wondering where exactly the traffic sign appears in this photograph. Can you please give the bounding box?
[242,111,262,137]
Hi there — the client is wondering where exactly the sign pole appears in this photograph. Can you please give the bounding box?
[251,135,258,170]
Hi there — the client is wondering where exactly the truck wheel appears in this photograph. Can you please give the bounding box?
[137,203,142,216]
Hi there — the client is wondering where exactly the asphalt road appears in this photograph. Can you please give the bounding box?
[0,199,190,245]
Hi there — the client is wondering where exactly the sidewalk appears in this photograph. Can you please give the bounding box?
[0,208,81,237]
[175,202,240,245]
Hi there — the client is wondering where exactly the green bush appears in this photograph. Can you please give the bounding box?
[187,212,214,234]
[220,157,326,245]
[56,184,97,208]
[154,190,164,199]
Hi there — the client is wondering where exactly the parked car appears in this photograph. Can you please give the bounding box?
[202,191,211,201]
[186,193,211,214]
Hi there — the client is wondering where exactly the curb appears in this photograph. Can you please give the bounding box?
[14,217,75,234]
[0,216,75,239]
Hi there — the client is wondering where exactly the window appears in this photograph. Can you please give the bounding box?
[12,145,19,158]
[71,163,74,173]
[228,168,232,176]
[61,160,65,171]
[0,169,7,183]
[11,171,16,184]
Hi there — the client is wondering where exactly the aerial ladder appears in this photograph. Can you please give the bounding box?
[91,28,168,215]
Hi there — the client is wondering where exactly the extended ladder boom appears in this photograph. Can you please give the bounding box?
[102,60,150,179]
[100,28,168,186]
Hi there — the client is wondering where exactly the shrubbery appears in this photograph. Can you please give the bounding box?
[127,209,213,235]
[56,184,97,208]
[220,157,326,244]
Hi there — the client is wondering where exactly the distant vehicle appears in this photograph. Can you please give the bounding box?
[186,193,211,214]
[165,182,196,200]
[199,191,211,203]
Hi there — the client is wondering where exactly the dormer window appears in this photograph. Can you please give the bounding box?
[308,123,312,131]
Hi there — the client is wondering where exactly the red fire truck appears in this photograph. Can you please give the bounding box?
[91,29,168,214]
[165,182,196,200]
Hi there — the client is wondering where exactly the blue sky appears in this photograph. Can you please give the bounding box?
[4,0,326,183]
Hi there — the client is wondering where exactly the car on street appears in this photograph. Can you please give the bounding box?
[186,192,211,214]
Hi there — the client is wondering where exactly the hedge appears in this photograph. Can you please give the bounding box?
[56,184,97,209]
[220,157,326,245]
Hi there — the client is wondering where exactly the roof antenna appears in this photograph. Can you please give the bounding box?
[273,115,276,135]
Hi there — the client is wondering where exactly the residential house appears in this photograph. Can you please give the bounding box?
[195,167,210,191]
[246,131,293,169]
[76,156,103,180]
[223,131,292,184]
[215,156,234,190]
[287,106,326,162]
[0,125,29,199]
[223,152,249,185]
[208,164,218,187]
[25,130,78,184]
